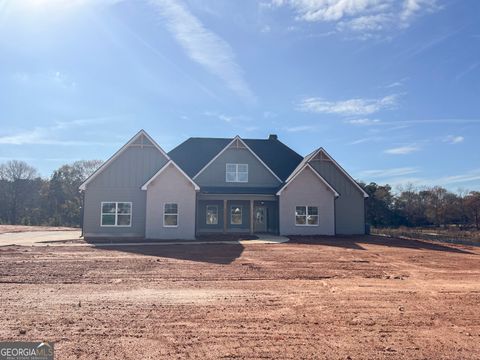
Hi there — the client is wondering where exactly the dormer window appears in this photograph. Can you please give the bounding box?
[226,163,248,183]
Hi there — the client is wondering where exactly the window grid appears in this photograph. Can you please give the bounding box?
[164,203,179,227]
[206,205,218,225]
[101,202,132,227]
[226,163,248,183]
[295,206,319,226]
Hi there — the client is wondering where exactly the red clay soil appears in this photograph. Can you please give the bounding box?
[0,225,78,234]
[0,235,479,359]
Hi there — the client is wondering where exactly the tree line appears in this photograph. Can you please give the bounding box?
[0,160,102,227]
[0,159,480,229]
[361,182,480,229]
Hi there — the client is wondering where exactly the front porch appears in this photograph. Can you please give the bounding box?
[196,192,279,235]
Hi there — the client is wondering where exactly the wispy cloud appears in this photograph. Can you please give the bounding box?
[359,167,420,178]
[0,116,121,146]
[455,62,480,81]
[268,0,441,37]
[443,135,464,144]
[150,0,255,102]
[204,111,251,123]
[347,118,381,126]
[349,136,383,145]
[298,94,398,116]
[284,125,316,132]
[384,145,420,155]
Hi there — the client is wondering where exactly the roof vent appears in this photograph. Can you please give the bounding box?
[268,134,278,140]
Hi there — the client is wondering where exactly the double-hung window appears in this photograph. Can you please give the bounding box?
[295,206,319,226]
[101,202,132,226]
[226,163,248,183]
[164,203,178,227]
[206,205,218,225]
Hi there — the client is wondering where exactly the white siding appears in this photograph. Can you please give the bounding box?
[279,166,335,235]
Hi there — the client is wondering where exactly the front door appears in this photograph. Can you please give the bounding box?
[254,206,267,232]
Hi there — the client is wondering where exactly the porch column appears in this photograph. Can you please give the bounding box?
[223,199,227,234]
[250,199,254,235]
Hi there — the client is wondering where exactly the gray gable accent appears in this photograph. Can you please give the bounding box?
[168,136,303,181]
[194,143,282,188]
[79,130,170,190]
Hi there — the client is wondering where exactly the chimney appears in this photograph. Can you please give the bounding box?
[268,134,278,140]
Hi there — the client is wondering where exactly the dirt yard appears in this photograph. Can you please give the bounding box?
[0,235,479,359]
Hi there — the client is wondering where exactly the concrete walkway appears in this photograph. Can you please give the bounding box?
[0,231,289,247]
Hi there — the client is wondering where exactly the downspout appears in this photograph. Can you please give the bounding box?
[80,190,85,238]
[334,196,337,236]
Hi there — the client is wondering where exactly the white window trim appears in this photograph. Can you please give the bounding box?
[295,205,319,227]
[230,205,243,225]
[163,203,179,228]
[226,163,248,183]
[206,205,219,225]
[100,201,132,227]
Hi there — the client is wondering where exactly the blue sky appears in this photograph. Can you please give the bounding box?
[0,0,479,191]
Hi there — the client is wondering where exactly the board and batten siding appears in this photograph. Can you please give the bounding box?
[194,147,281,188]
[279,166,335,235]
[145,163,197,240]
[309,159,365,234]
[83,143,168,238]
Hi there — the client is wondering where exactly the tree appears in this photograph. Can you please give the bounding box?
[465,191,480,229]
[0,161,40,224]
[362,182,397,227]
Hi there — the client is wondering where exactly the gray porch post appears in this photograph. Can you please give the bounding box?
[223,199,227,233]
[250,199,254,235]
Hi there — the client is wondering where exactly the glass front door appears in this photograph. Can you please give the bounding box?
[254,206,267,232]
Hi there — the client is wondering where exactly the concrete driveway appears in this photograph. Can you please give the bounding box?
[0,231,288,247]
[0,230,83,247]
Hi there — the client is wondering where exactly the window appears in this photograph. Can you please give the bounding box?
[206,205,218,225]
[226,163,248,183]
[101,202,132,227]
[230,206,243,225]
[295,206,319,226]
[164,203,178,227]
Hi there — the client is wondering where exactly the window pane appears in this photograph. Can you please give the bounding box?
[117,202,131,214]
[308,206,318,216]
[307,215,319,225]
[237,172,248,182]
[231,206,242,224]
[165,203,178,214]
[102,214,115,226]
[295,215,306,225]
[102,202,116,214]
[164,214,178,226]
[226,172,236,182]
[295,206,306,216]
[206,206,218,225]
[237,164,248,172]
[117,214,131,226]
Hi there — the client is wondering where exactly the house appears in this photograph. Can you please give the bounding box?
[79,130,368,240]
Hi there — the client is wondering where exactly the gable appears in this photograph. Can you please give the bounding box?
[309,149,368,198]
[194,144,282,187]
[277,164,339,197]
[142,161,199,191]
[79,130,169,190]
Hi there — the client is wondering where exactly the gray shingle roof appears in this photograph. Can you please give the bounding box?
[168,136,303,181]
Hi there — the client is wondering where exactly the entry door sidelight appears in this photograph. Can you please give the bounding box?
[254,206,267,232]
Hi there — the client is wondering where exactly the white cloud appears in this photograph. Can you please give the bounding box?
[359,167,420,178]
[284,125,316,132]
[384,145,420,155]
[443,135,464,144]
[268,0,440,37]
[204,111,251,124]
[0,116,120,146]
[347,118,381,125]
[150,0,255,102]
[298,94,398,116]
